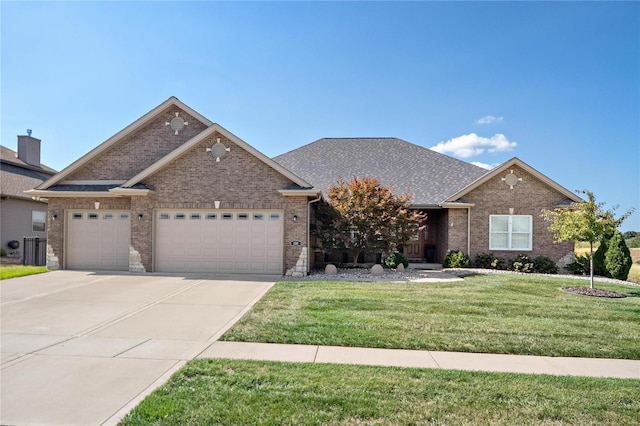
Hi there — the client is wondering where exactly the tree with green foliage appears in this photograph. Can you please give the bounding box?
[320,177,426,266]
[541,190,635,289]
[593,237,610,277]
[605,230,632,281]
[622,230,637,239]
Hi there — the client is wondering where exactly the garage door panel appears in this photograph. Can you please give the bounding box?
[155,210,283,274]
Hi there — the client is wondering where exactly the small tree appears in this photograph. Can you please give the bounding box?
[541,190,634,289]
[321,177,426,266]
[605,230,632,281]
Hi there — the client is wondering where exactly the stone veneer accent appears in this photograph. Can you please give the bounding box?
[129,246,146,272]
[286,247,308,277]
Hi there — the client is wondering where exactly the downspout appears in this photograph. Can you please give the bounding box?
[307,193,322,274]
[467,206,471,255]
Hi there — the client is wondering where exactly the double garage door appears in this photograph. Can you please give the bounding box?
[155,210,284,274]
[66,209,284,274]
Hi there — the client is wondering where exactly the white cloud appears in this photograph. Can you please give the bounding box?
[430,133,517,158]
[475,115,504,125]
[471,161,497,170]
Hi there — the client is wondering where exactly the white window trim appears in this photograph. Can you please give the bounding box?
[489,214,533,251]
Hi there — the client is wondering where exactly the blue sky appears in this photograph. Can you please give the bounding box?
[2,1,638,231]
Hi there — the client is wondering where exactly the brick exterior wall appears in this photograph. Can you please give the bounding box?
[47,129,311,274]
[460,165,574,264]
[66,106,208,180]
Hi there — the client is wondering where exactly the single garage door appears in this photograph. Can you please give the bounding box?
[155,210,283,274]
[67,211,131,270]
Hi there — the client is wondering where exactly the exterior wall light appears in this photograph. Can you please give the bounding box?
[138,214,143,221]
[94,201,100,210]
[52,214,58,221]
[293,214,298,222]
[214,201,221,209]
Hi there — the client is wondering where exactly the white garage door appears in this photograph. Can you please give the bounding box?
[67,211,130,270]
[155,210,283,274]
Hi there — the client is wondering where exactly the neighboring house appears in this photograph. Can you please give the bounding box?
[0,135,57,259]
[275,138,581,267]
[29,97,579,275]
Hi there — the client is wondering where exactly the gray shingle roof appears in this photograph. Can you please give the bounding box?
[0,145,57,199]
[273,138,489,206]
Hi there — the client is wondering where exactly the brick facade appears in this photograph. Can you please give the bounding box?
[461,164,574,264]
[67,106,208,181]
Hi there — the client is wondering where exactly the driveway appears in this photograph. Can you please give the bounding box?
[0,270,276,426]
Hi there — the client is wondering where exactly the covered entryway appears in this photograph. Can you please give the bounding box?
[66,210,131,270]
[155,209,283,274]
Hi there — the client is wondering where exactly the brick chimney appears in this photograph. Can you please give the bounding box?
[17,131,41,167]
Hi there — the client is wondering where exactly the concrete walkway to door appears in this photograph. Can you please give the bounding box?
[0,270,277,426]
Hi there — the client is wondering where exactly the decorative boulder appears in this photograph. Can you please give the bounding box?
[396,263,405,272]
[371,264,384,276]
[325,264,337,275]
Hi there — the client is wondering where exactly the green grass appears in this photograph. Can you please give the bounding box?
[0,265,48,280]
[119,359,640,425]
[222,274,640,359]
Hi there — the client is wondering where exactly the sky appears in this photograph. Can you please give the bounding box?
[2,1,639,231]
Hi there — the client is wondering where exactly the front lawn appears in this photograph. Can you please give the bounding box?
[0,265,48,280]
[119,359,640,425]
[222,274,640,359]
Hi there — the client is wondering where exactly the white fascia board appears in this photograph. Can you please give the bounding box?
[24,189,124,198]
[440,202,476,208]
[108,188,154,196]
[278,189,322,197]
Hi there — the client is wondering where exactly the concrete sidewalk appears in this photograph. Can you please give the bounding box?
[199,341,640,380]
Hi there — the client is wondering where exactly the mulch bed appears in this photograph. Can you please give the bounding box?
[562,287,627,298]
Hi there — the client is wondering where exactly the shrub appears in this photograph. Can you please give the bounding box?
[593,238,610,277]
[566,255,590,275]
[443,250,470,268]
[532,256,558,274]
[508,254,534,273]
[384,251,409,269]
[0,248,6,257]
[474,253,505,270]
[605,231,632,281]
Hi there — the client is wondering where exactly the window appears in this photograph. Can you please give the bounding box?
[237,213,249,220]
[120,213,129,220]
[222,213,233,220]
[489,215,532,250]
[32,211,46,232]
[269,213,281,220]
[190,213,201,220]
[72,213,83,220]
[88,213,99,220]
[206,213,217,220]
[103,214,114,219]
[159,213,170,220]
[175,213,186,220]
[253,213,264,220]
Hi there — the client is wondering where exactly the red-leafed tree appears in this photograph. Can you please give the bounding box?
[318,177,426,266]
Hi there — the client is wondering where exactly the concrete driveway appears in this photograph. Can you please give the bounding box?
[1,270,276,426]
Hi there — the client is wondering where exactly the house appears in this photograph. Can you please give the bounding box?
[29,97,579,275]
[1,134,57,261]
[275,138,581,267]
